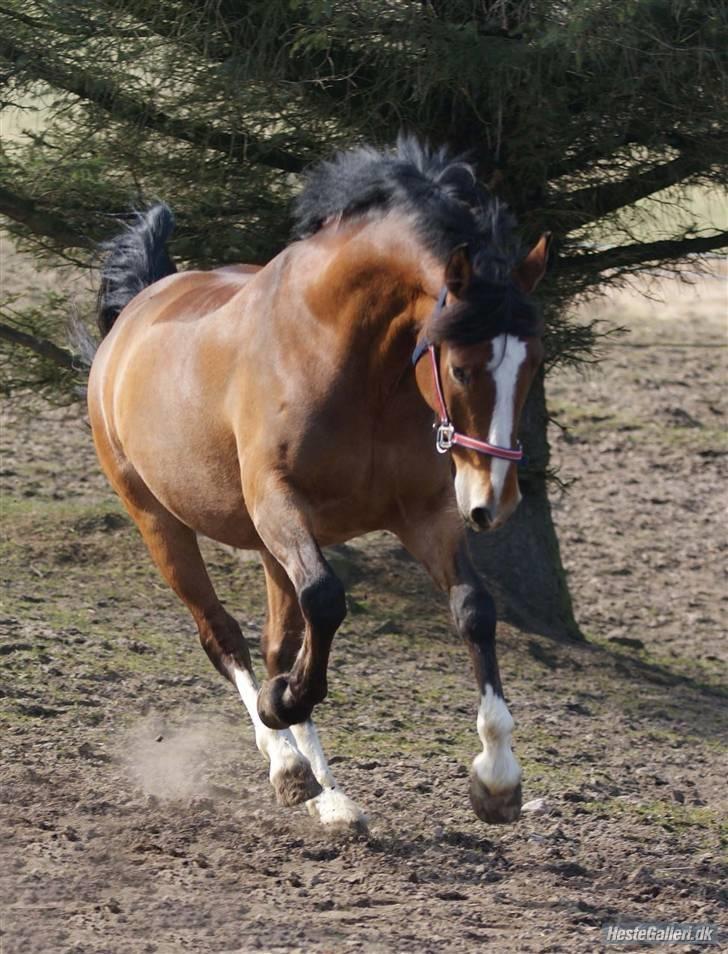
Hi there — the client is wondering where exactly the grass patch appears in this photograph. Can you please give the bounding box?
[585,797,724,845]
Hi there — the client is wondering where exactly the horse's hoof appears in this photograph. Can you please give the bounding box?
[306,787,369,833]
[271,757,323,807]
[257,675,313,730]
[469,772,522,825]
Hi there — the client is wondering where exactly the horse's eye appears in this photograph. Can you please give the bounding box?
[452,366,469,385]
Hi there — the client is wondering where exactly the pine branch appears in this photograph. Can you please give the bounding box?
[0,35,306,173]
[0,3,46,30]
[96,0,235,61]
[0,320,77,370]
[557,149,720,232]
[560,231,728,274]
[0,184,92,249]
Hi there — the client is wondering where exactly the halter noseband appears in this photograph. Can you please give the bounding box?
[411,287,524,462]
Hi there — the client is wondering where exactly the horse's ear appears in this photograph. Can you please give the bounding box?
[444,243,473,299]
[513,232,551,294]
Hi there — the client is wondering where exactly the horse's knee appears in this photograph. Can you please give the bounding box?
[197,606,251,679]
[451,581,499,692]
[299,571,346,635]
[451,582,496,645]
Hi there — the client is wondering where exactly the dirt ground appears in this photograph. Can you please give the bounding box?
[0,261,726,953]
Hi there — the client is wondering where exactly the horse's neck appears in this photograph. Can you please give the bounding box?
[342,286,431,414]
[309,221,438,408]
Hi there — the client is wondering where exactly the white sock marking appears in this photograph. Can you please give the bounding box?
[290,720,336,788]
[231,665,306,784]
[472,684,521,794]
[487,334,526,508]
[290,720,367,827]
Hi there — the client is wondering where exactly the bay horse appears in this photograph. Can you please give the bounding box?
[87,138,549,830]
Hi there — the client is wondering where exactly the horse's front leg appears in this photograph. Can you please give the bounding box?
[450,553,522,823]
[247,478,346,731]
[260,551,367,829]
[396,513,522,824]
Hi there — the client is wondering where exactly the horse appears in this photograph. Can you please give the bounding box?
[87,137,550,830]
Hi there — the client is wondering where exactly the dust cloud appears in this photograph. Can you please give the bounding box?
[122,715,225,801]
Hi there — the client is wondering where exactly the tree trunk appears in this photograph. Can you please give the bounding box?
[468,371,582,641]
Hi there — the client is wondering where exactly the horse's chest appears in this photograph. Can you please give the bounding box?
[289,427,449,542]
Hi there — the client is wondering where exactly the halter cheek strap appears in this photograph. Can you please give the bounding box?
[411,287,524,462]
[411,286,447,366]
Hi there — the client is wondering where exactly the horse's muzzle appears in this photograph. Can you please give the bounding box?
[469,506,493,531]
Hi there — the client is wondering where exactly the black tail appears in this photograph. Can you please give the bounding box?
[97,203,177,337]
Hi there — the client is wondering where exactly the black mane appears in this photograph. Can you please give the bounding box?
[292,136,541,342]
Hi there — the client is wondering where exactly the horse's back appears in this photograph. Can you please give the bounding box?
[126,266,257,326]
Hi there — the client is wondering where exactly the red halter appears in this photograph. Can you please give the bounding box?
[412,287,524,462]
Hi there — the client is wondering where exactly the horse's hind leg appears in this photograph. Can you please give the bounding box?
[261,551,367,829]
[113,475,321,807]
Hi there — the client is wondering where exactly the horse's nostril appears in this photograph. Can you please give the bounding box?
[470,507,492,530]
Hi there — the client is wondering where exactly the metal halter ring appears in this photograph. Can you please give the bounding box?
[435,422,455,453]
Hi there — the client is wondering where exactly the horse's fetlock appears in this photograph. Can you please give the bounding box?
[257,674,315,729]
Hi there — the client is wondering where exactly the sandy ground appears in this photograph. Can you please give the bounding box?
[0,262,726,953]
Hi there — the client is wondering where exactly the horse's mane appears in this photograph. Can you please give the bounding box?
[292,135,541,342]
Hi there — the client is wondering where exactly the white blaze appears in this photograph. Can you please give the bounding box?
[487,334,527,509]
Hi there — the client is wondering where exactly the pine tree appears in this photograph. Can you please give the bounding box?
[1,1,726,636]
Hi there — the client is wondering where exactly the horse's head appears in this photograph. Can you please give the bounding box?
[415,236,550,531]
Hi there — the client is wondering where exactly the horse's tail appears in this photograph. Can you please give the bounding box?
[96,202,177,338]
